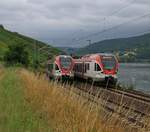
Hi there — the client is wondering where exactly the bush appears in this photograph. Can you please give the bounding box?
[4,43,29,67]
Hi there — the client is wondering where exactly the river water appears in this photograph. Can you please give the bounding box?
[118,63,150,94]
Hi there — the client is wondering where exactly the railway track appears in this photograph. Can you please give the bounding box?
[46,73,150,129]
[108,88,150,103]
[70,81,150,129]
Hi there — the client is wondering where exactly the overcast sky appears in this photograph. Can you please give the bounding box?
[0,0,150,47]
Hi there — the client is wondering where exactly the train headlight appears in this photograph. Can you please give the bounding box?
[70,71,73,74]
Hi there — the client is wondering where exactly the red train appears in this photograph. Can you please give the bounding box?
[73,53,119,84]
[46,55,74,80]
[46,53,119,84]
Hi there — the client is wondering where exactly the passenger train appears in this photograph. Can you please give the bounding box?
[73,53,119,84]
[46,55,74,80]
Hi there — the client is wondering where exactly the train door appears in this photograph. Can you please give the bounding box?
[93,62,103,81]
[84,62,90,79]
[94,63,102,74]
[88,61,95,78]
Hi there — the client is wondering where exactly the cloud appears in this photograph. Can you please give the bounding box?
[0,0,150,47]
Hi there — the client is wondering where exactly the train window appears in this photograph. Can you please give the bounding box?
[73,64,76,71]
[81,63,84,72]
[84,63,89,73]
[77,64,79,72]
[60,57,72,69]
[84,64,87,73]
[55,64,59,70]
[74,63,85,72]
[87,63,90,70]
[79,64,81,72]
[101,56,116,70]
[75,64,79,72]
[95,63,101,71]
[75,64,78,72]
[97,64,101,71]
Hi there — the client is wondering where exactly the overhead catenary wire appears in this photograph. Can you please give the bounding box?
[108,0,137,17]
[62,0,138,44]
[72,12,150,42]
[68,0,139,43]
[102,0,138,39]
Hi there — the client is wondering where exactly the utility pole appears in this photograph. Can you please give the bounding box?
[33,42,52,72]
[87,40,91,46]
[33,40,38,70]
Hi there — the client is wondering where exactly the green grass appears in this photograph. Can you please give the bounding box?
[0,26,63,66]
[0,68,149,131]
[0,68,51,132]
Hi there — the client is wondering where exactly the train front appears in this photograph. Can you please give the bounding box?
[58,55,74,80]
[100,55,118,84]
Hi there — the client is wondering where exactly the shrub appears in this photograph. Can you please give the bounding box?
[4,43,29,67]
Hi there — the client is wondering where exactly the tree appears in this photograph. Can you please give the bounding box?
[4,43,29,67]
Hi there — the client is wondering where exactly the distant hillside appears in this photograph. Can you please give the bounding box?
[76,33,150,62]
[58,47,79,55]
[0,25,63,66]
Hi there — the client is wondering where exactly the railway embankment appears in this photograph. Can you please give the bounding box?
[73,82,150,128]
[0,68,50,131]
[0,67,149,131]
[20,68,150,131]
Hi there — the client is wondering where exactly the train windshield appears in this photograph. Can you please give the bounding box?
[60,57,72,69]
[101,56,116,70]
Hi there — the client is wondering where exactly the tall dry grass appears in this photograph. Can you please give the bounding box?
[0,67,5,80]
[19,69,148,132]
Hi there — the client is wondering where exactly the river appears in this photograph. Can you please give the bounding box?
[118,63,150,94]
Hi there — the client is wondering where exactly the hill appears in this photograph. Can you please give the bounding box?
[76,33,150,62]
[0,25,63,67]
[57,47,79,55]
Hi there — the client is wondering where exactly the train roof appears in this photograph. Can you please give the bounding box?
[88,53,114,56]
[74,53,118,64]
[82,53,115,58]
[53,55,72,60]
[57,55,72,58]
[76,53,117,62]
[96,53,114,56]
[47,55,73,64]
